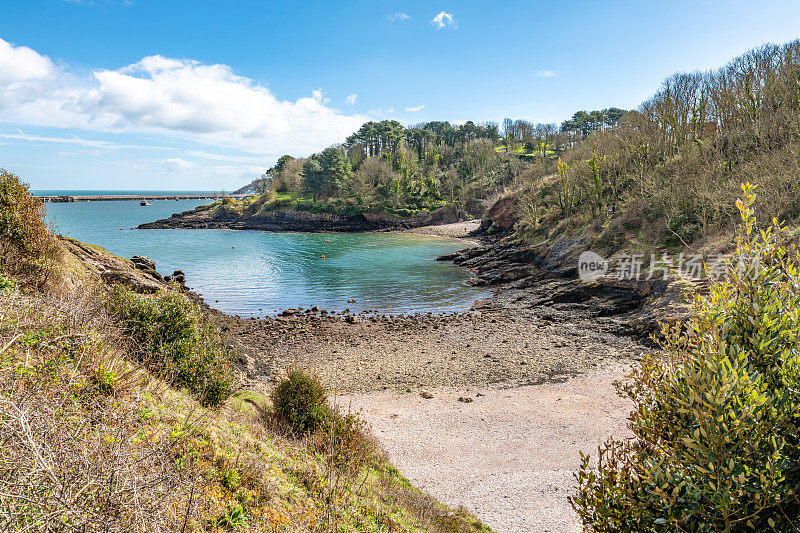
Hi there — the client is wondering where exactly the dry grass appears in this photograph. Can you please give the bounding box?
[0,278,492,532]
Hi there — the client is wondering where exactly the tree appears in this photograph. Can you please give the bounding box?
[273,154,295,173]
[301,156,324,200]
[319,147,351,198]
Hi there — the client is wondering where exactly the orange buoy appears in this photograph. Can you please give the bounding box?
[321,255,326,259]
[326,240,330,243]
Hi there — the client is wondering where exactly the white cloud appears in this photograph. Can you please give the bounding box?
[405,104,425,112]
[0,39,55,83]
[0,130,169,151]
[0,37,366,156]
[345,93,358,105]
[431,11,455,29]
[536,70,558,78]
[368,107,394,116]
[161,157,195,173]
[389,12,410,22]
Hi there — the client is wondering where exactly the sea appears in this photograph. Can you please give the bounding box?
[36,191,489,317]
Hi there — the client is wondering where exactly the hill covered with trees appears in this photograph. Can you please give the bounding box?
[491,39,800,256]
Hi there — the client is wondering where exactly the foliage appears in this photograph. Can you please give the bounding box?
[0,286,492,532]
[0,169,61,285]
[270,367,329,435]
[217,505,247,529]
[505,39,800,251]
[270,367,375,472]
[572,184,800,531]
[267,119,520,214]
[0,271,14,291]
[108,287,233,406]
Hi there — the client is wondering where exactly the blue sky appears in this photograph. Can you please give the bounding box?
[1,0,800,190]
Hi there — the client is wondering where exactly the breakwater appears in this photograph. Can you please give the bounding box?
[39,194,249,203]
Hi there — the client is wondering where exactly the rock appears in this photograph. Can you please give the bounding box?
[345,314,358,324]
[311,305,319,312]
[347,299,357,303]
[139,268,163,281]
[131,255,156,271]
[100,270,161,294]
[420,391,434,399]
[457,396,473,403]
[281,309,298,317]
[164,270,186,285]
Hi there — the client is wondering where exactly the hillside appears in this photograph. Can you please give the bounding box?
[492,39,800,265]
[0,169,491,532]
[138,193,470,232]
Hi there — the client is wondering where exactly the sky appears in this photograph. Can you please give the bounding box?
[1,1,800,191]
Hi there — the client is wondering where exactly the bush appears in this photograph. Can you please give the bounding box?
[108,288,233,406]
[311,409,375,476]
[270,367,329,436]
[572,184,800,531]
[271,367,375,472]
[0,169,60,284]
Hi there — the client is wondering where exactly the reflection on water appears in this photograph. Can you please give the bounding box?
[45,200,489,316]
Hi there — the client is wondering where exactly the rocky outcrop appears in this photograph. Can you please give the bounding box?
[138,204,465,232]
[438,236,693,338]
[61,238,189,294]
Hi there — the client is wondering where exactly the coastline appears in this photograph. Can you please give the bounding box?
[388,218,485,245]
[69,228,686,533]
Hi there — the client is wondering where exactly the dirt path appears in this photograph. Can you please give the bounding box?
[340,362,632,533]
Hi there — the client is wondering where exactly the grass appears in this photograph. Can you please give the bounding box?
[0,283,493,532]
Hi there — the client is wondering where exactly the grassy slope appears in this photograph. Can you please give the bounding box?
[0,242,491,532]
[199,193,453,221]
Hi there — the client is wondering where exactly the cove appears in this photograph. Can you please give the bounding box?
[44,199,489,316]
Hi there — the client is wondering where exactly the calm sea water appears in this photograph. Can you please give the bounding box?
[33,189,220,196]
[43,197,488,317]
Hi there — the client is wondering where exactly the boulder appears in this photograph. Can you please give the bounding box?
[131,255,156,271]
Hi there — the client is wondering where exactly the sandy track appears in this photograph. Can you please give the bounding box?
[340,363,632,533]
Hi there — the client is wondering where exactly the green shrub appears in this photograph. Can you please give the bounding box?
[0,271,14,291]
[271,367,376,476]
[108,288,233,406]
[216,505,246,529]
[311,409,375,476]
[270,367,329,435]
[572,183,800,531]
[0,169,61,284]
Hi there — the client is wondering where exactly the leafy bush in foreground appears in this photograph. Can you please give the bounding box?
[108,287,233,406]
[0,169,61,285]
[572,183,800,531]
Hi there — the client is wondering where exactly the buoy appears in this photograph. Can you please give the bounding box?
[326,240,330,243]
[321,255,326,259]
[232,246,235,249]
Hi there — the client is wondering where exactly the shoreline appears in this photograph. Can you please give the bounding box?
[195,235,674,394]
[387,218,485,245]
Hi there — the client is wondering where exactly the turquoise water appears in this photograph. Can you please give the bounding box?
[33,189,220,196]
[44,199,488,317]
